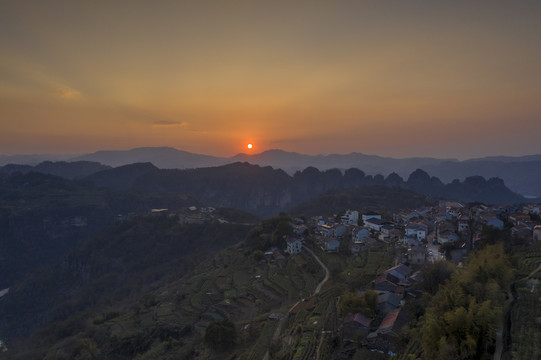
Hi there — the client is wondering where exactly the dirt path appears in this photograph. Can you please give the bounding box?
[303,246,330,295]
[262,246,330,360]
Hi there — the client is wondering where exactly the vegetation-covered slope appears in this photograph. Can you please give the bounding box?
[0,172,198,289]
[0,214,253,356]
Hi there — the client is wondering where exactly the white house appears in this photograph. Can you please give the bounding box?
[365,218,386,232]
[341,210,359,225]
[286,237,302,254]
[405,224,427,241]
[533,225,541,242]
[438,230,459,244]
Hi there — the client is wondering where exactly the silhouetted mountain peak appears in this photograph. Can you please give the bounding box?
[385,172,405,187]
[407,168,431,183]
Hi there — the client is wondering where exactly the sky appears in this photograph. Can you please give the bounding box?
[1,1,540,159]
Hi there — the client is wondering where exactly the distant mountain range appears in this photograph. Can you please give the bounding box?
[85,163,528,216]
[1,146,541,197]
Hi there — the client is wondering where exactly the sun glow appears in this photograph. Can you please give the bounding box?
[247,143,253,150]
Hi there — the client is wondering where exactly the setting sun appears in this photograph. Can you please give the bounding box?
[247,143,253,150]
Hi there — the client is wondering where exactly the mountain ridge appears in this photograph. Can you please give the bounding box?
[2,146,540,197]
[82,162,527,217]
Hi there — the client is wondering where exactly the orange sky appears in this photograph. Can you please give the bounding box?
[1,1,540,159]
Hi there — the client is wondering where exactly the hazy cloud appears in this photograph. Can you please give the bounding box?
[152,120,187,127]
[56,86,82,100]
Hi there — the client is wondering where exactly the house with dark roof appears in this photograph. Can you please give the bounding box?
[374,273,400,293]
[342,313,372,342]
[361,236,383,249]
[353,227,371,243]
[384,264,412,281]
[333,224,348,237]
[377,291,402,314]
[323,238,340,252]
[365,218,387,232]
[362,211,381,222]
[377,309,409,337]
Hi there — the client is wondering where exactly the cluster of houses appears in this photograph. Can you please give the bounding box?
[279,201,540,351]
[264,202,541,353]
[284,202,541,265]
[342,263,421,350]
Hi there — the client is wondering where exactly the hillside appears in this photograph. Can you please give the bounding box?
[0,172,200,289]
[0,214,253,354]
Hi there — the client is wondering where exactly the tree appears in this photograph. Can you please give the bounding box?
[276,219,293,239]
[339,290,378,317]
[423,261,455,294]
[204,319,236,352]
[360,290,378,317]
[340,291,364,316]
[478,225,510,249]
[415,244,512,360]
[335,210,346,223]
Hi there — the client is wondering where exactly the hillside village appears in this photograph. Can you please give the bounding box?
[167,201,541,355]
[273,201,541,353]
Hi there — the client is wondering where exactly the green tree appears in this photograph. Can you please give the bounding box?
[339,290,378,318]
[423,261,455,294]
[478,225,507,246]
[416,244,512,360]
[204,318,236,352]
[340,291,364,316]
[360,290,378,317]
[275,219,293,240]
